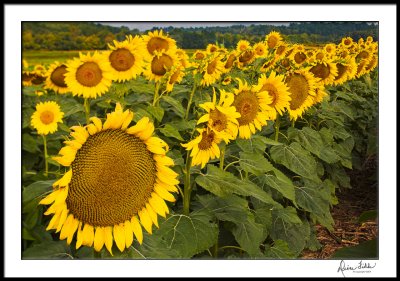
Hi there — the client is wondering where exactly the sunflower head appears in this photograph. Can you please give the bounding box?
[222,52,237,73]
[142,30,177,60]
[309,61,338,86]
[253,42,267,57]
[144,50,179,82]
[44,61,70,94]
[31,101,64,135]
[265,31,282,49]
[200,53,224,86]
[236,40,251,52]
[341,37,354,48]
[206,43,219,54]
[65,52,114,99]
[41,103,179,254]
[237,49,256,68]
[165,65,185,92]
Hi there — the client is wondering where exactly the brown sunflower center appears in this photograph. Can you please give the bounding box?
[224,54,236,69]
[169,69,181,84]
[198,130,215,150]
[76,62,103,87]
[276,45,286,56]
[310,63,330,80]
[356,60,367,75]
[286,74,310,111]
[147,37,169,55]
[207,59,218,74]
[233,90,259,126]
[335,63,347,81]
[151,54,173,76]
[22,72,34,82]
[209,109,228,132]
[195,52,205,60]
[40,110,55,125]
[50,65,68,88]
[267,36,279,49]
[210,46,218,52]
[67,129,157,227]
[261,83,278,106]
[239,50,254,64]
[109,48,135,71]
[344,38,352,45]
[315,52,325,61]
[355,50,369,62]
[294,52,307,64]
[256,46,265,55]
[31,74,46,85]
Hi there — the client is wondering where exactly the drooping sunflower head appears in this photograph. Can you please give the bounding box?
[265,31,283,49]
[144,50,179,82]
[333,57,357,85]
[290,49,308,67]
[312,84,329,105]
[254,71,291,118]
[355,49,372,64]
[44,61,70,94]
[106,35,146,82]
[309,60,338,86]
[142,30,177,60]
[260,56,277,73]
[236,40,251,52]
[206,43,219,54]
[165,65,185,92]
[237,48,256,69]
[31,101,64,135]
[364,54,378,74]
[65,52,114,99]
[22,71,35,87]
[232,78,273,139]
[253,42,268,58]
[30,71,47,86]
[176,49,191,69]
[40,103,179,254]
[181,127,222,169]
[274,42,289,59]
[222,76,232,85]
[197,88,241,143]
[222,52,237,73]
[285,69,317,121]
[200,53,224,86]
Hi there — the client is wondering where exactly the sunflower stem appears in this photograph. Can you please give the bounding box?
[219,144,226,170]
[183,153,193,216]
[291,119,295,128]
[84,98,91,125]
[185,82,197,120]
[42,135,48,177]
[274,115,280,142]
[152,81,161,107]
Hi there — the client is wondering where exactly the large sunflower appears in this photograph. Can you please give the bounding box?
[181,128,222,169]
[65,52,114,99]
[236,40,251,52]
[106,35,145,82]
[200,53,224,86]
[253,42,267,58]
[142,30,177,61]
[309,60,338,86]
[40,103,178,254]
[285,70,317,121]
[197,88,241,143]
[31,101,64,135]
[237,49,256,69]
[254,71,291,119]
[265,31,283,49]
[333,57,357,86]
[44,61,70,94]
[232,79,273,139]
[144,50,179,82]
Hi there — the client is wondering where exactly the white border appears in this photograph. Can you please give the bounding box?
[5,4,397,277]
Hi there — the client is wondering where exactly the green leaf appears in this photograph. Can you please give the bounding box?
[264,240,296,259]
[331,125,351,140]
[270,142,320,183]
[58,122,71,133]
[59,98,84,117]
[358,210,378,224]
[231,214,265,257]
[272,206,302,225]
[198,194,250,223]
[319,127,334,145]
[159,124,184,141]
[168,120,197,131]
[146,105,164,122]
[331,100,355,120]
[263,138,283,146]
[239,151,273,176]
[22,133,40,153]
[333,137,354,169]
[23,107,34,129]
[331,239,377,259]
[161,96,185,118]
[195,165,278,206]
[260,171,296,203]
[235,135,268,153]
[326,164,351,189]
[22,180,55,205]
[23,241,72,259]
[132,107,152,122]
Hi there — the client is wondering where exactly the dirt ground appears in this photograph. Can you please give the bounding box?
[301,158,378,259]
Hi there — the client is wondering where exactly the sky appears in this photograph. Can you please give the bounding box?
[99,22,290,31]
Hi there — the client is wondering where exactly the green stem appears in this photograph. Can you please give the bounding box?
[274,115,280,142]
[152,81,161,106]
[183,153,193,216]
[219,144,226,170]
[42,135,48,177]
[224,160,240,172]
[291,119,295,128]
[185,82,197,120]
[84,98,90,125]
[219,245,245,252]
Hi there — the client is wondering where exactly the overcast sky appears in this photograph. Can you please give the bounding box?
[99,22,290,31]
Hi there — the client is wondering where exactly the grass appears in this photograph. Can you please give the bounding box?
[23,50,100,66]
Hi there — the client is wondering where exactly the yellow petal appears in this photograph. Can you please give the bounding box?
[121,111,134,131]
[157,172,180,186]
[146,144,166,155]
[154,184,176,202]
[53,187,68,206]
[86,123,98,135]
[71,126,89,139]
[146,203,159,228]
[126,117,150,135]
[124,220,134,249]
[46,210,61,231]
[66,216,79,245]
[53,169,72,189]
[39,190,59,205]
[148,193,168,217]
[157,165,178,178]
[90,116,103,132]
[138,209,153,234]
[104,226,113,255]
[131,216,143,245]
[113,224,126,252]
[52,156,72,167]
[82,224,94,247]
[64,140,82,150]
[154,155,174,166]
[137,122,154,141]
[94,227,105,252]
[59,214,73,239]
[197,114,210,124]
[76,223,83,250]
[56,206,69,233]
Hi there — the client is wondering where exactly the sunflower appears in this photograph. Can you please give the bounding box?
[165,65,185,92]
[181,127,222,169]
[232,79,273,139]
[366,36,374,43]
[265,31,283,49]
[236,40,251,52]
[341,37,354,48]
[312,84,329,105]
[40,103,178,254]
[260,56,277,73]
[222,52,237,73]
[254,71,291,119]
[364,54,378,74]
[197,88,240,143]
[237,49,256,69]
[222,76,232,85]
[34,64,47,75]
[324,44,336,56]
[309,61,338,86]
[206,43,219,54]
[22,71,35,87]
[144,50,179,82]
[44,61,70,94]
[31,101,64,135]
[333,57,357,85]
[65,52,113,99]
[106,35,145,82]
[142,30,177,61]
[274,43,289,60]
[30,70,47,86]
[285,70,317,121]
[355,49,372,64]
[176,49,191,69]
[253,42,267,58]
[290,49,308,67]
[200,53,224,86]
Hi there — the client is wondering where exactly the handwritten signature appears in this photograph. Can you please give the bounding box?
[337,260,376,277]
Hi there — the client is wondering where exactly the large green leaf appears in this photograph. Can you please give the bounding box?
[239,151,273,176]
[159,124,184,141]
[331,239,377,259]
[326,164,352,189]
[264,240,296,259]
[235,135,268,153]
[270,142,320,183]
[23,241,72,259]
[161,96,185,118]
[146,105,164,122]
[22,180,55,205]
[22,133,40,154]
[195,165,278,206]
[260,170,296,203]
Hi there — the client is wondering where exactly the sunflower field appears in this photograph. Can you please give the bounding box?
[22,30,378,259]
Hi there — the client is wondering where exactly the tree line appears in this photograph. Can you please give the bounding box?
[22,22,378,50]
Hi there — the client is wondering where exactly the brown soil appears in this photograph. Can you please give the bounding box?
[301,157,378,259]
